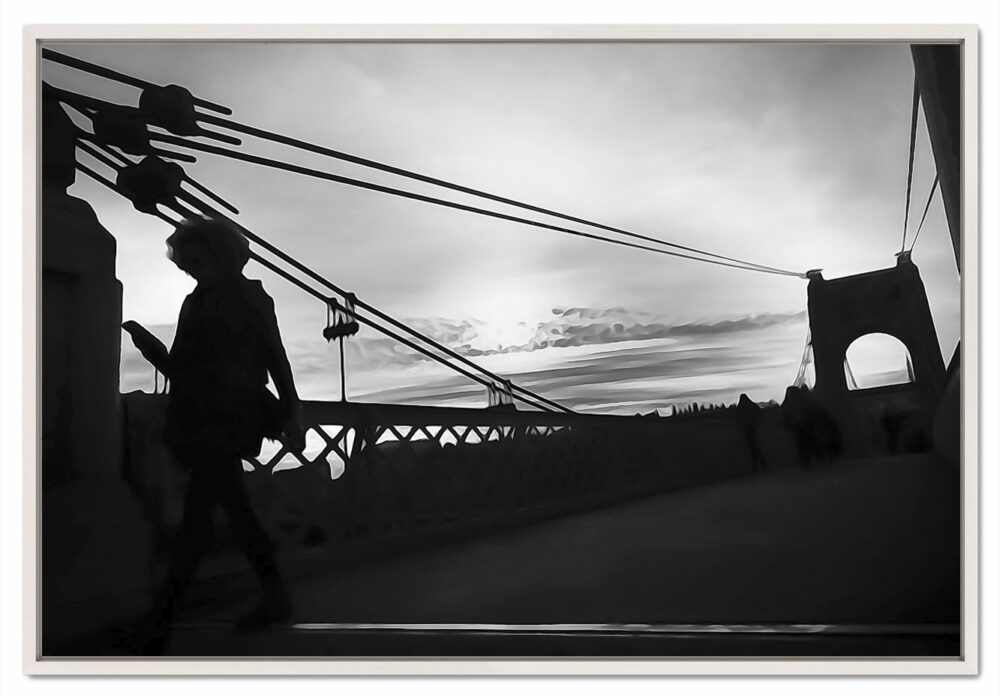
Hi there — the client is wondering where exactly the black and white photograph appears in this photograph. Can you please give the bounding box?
[31,31,971,667]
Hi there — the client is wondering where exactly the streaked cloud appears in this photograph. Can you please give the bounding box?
[49,42,958,414]
[121,305,809,414]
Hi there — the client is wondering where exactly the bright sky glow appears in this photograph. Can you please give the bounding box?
[42,42,961,413]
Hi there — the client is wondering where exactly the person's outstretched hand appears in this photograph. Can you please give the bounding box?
[123,321,170,374]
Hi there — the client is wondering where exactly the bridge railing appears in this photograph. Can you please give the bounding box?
[249,400,662,472]
[240,400,757,548]
[121,395,762,556]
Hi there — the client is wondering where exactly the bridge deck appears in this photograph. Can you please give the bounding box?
[159,453,958,657]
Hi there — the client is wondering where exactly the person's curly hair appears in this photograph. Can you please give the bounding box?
[166,218,251,277]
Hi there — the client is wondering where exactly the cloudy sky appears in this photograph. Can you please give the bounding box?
[43,42,960,413]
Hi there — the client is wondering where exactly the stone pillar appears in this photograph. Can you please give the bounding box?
[40,92,123,483]
[42,188,123,483]
[41,95,153,652]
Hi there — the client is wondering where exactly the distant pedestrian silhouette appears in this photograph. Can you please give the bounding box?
[780,385,841,468]
[735,393,765,471]
[124,218,304,652]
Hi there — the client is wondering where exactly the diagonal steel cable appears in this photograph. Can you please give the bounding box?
[74,145,567,413]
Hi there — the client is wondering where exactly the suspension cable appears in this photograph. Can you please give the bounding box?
[42,48,231,115]
[900,74,921,253]
[48,82,237,152]
[74,146,567,413]
[245,251,556,413]
[175,187,574,413]
[75,129,239,214]
[908,174,940,253]
[196,112,801,276]
[48,80,807,278]
[148,131,807,278]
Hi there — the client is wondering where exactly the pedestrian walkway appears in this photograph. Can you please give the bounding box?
[160,453,958,657]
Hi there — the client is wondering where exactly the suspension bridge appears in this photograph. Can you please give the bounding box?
[37,46,961,657]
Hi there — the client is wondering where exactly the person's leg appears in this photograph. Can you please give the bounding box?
[141,457,218,652]
[216,457,292,629]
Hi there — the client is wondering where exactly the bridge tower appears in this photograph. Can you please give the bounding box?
[805,253,946,453]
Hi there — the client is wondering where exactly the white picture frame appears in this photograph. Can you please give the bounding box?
[21,23,980,676]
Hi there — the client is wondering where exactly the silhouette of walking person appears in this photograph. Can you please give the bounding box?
[124,218,304,653]
[735,393,765,472]
[780,385,841,468]
[781,386,813,468]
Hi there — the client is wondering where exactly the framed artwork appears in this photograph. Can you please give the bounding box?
[22,24,979,675]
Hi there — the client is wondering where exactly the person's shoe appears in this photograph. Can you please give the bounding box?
[234,590,293,633]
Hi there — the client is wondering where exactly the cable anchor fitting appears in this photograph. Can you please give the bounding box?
[323,294,360,341]
[116,156,185,215]
[139,84,202,136]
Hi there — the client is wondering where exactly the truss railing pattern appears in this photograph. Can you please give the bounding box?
[122,396,759,553]
[243,401,754,548]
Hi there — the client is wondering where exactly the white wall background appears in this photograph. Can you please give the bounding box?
[2,0,997,692]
